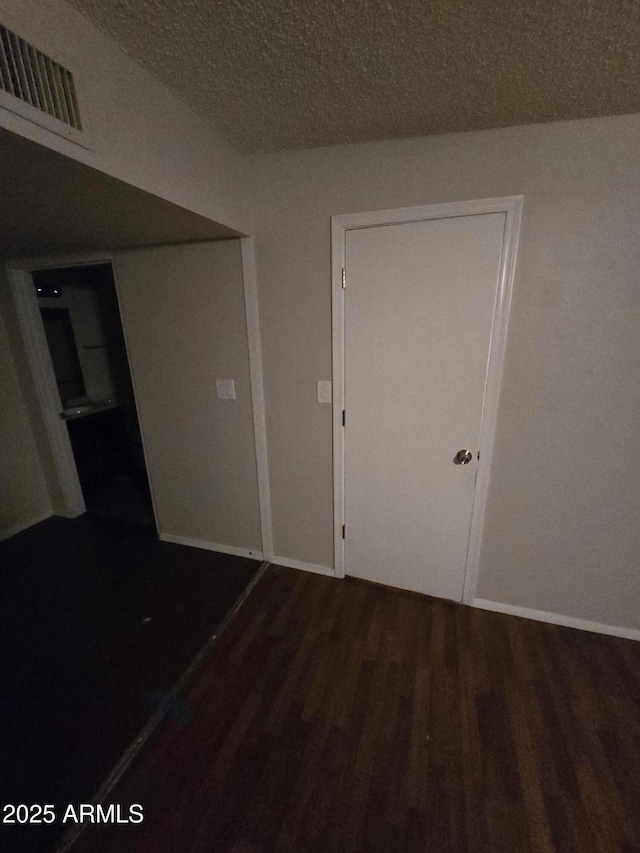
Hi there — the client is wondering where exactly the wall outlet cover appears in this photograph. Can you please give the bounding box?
[317,380,332,403]
[216,379,236,400]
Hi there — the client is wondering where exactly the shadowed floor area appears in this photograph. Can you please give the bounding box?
[84,473,155,528]
[70,563,640,853]
[0,516,260,853]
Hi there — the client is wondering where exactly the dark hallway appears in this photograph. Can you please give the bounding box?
[35,263,154,528]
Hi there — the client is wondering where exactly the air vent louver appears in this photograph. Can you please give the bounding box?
[0,24,82,131]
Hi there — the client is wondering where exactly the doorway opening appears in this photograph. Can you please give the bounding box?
[33,262,154,526]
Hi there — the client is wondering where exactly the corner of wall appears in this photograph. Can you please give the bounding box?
[0,267,54,534]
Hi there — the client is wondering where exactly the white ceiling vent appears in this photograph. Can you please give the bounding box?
[0,21,90,147]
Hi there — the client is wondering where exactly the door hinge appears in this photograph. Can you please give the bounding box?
[342,524,345,539]
[341,268,346,289]
[342,409,346,426]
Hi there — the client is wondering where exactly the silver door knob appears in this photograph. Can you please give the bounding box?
[453,449,473,465]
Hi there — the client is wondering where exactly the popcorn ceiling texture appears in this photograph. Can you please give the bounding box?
[67,0,640,152]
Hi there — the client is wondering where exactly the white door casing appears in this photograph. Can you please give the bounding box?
[331,197,522,602]
[7,259,110,519]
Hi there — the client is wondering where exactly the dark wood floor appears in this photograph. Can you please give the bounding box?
[0,516,260,853]
[70,564,640,853]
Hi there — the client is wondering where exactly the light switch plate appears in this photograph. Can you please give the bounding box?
[317,380,332,403]
[216,379,236,400]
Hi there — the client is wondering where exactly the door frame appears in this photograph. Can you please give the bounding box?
[331,196,523,602]
[6,250,162,527]
[7,251,115,519]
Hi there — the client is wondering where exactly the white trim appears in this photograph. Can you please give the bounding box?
[0,510,53,542]
[7,265,85,517]
[159,533,263,561]
[0,90,90,151]
[269,555,335,577]
[462,198,522,604]
[240,237,274,561]
[331,216,346,579]
[473,598,640,643]
[8,251,113,271]
[331,196,523,598]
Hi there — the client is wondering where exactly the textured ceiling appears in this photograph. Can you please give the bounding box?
[68,0,640,153]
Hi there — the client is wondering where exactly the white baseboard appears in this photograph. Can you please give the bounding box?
[159,533,263,561]
[269,555,336,577]
[0,511,53,542]
[473,598,640,642]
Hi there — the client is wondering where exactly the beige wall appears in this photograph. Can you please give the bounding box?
[250,113,640,631]
[0,296,51,539]
[0,0,250,235]
[2,3,638,637]
[113,241,262,554]
[0,0,253,538]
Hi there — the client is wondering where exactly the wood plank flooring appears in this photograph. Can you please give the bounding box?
[0,516,260,853]
[70,564,640,852]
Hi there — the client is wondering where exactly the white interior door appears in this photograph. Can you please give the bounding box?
[344,212,506,600]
